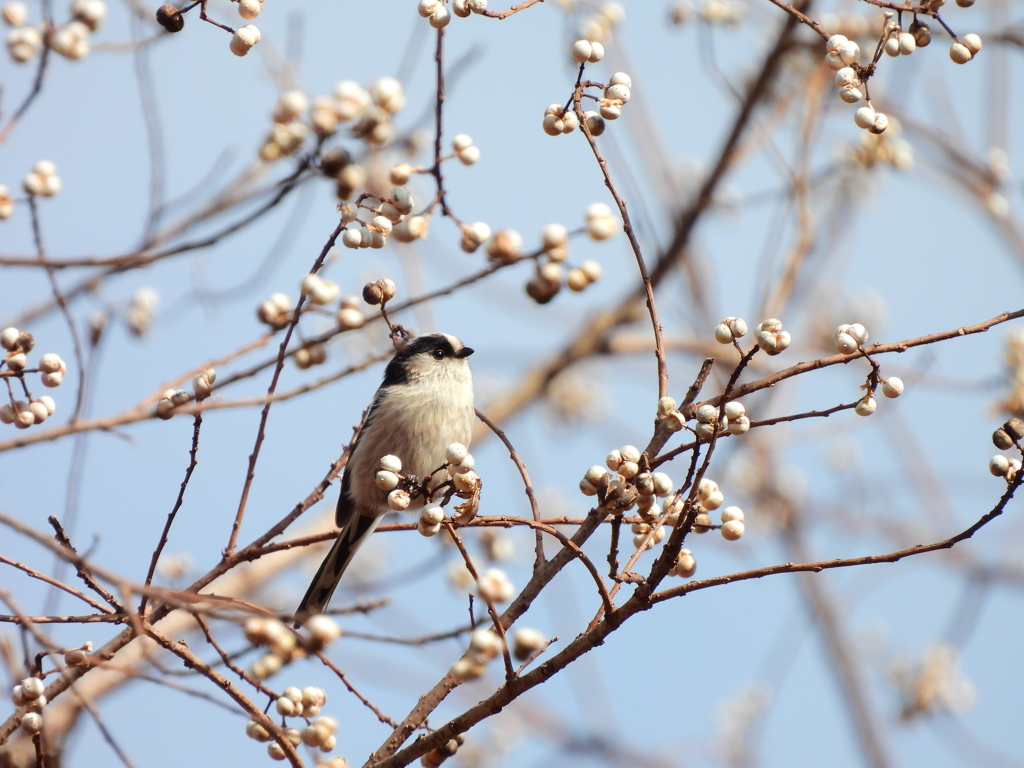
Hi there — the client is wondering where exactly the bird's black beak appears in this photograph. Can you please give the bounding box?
[457,347,474,358]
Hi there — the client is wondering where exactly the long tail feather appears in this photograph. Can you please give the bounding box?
[295,514,380,625]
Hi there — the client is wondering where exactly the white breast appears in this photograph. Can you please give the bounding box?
[346,362,474,514]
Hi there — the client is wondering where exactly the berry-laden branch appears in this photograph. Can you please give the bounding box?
[0,0,53,145]
[572,80,670,401]
[0,250,526,455]
[475,6,807,439]
[145,624,305,768]
[366,463,1022,768]
[651,468,1024,603]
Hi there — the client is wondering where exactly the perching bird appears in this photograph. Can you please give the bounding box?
[296,332,475,622]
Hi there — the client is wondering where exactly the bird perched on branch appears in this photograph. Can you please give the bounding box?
[296,333,475,623]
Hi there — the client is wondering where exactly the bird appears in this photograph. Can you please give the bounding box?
[295,332,475,623]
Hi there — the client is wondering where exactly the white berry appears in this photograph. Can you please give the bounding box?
[881,377,904,398]
[855,397,876,416]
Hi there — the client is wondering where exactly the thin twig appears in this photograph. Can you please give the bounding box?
[225,221,345,556]
[573,83,669,400]
[146,623,304,767]
[140,412,203,614]
[0,554,113,614]
[48,516,124,612]
[27,195,87,421]
[313,652,399,728]
[442,522,515,681]
[474,408,545,567]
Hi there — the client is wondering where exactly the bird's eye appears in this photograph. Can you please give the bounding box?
[432,349,445,360]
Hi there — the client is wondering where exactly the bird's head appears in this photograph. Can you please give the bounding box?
[382,332,474,386]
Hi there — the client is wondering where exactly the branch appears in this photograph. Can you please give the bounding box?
[651,472,1024,604]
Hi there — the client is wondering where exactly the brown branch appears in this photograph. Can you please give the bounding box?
[653,401,857,467]
[145,623,304,767]
[0,613,122,624]
[193,614,276,699]
[366,501,614,763]
[574,83,669,400]
[65,685,141,768]
[48,516,124,612]
[0,332,274,454]
[140,411,203,613]
[0,254,521,456]
[313,652,399,728]
[651,472,1024,604]
[369,454,1022,768]
[442,522,515,681]
[429,27,453,220]
[764,0,830,39]
[0,554,114,614]
[481,0,545,19]
[706,310,1024,407]
[681,358,715,406]
[342,624,472,647]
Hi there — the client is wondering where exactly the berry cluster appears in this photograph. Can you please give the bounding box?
[258,76,406,167]
[576,1,625,46]
[244,686,339,760]
[580,445,678,528]
[229,24,259,56]
[450,628,503,682]
[714,316,748,345]
[244,614,341,679]
[754,318,791,355]
[690,478,746,542]
[990,418,1024,482]
[828,322,904,415]
[124,287,159,336]
[301,273,340,306]
[22,160,61,198]
[520,204,612,303]
[0,328,65,429]
[670,0,745,25]
[11,676,47,735]
[421,734,466,768]
[834,322,869,354]
[418,0,487,29]
[340,187,417,247]
[477,567,514,602]
[446,562,515,604]
[580,438,747,577]
[992,417,1024,451]
[258,292,294,330]
[541,71,631,137]
[155,368,216,418]
[4,0,104,63]
[375,442,481,529]
[693,400,750,439]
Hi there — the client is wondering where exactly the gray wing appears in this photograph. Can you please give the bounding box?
[295,389,387,624]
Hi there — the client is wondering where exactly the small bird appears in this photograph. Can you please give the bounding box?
[296,332,475,622]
